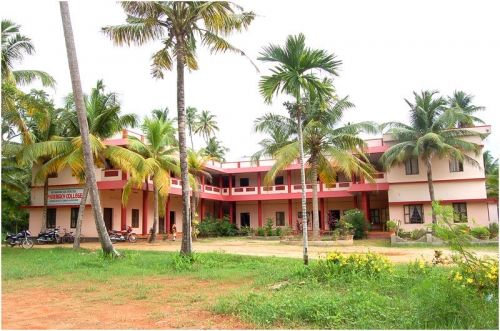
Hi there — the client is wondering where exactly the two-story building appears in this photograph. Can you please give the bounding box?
[26,126,498,237]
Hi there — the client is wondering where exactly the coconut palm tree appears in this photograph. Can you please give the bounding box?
[484,151,498,199]
[258,33,341,264]
[123,117,179,242]
[254,94,377,239]
[447,90,485,128]
[102,1,255,255]
[380,90,484,224]
[186,106,198,150]
[59,2,118,256]
[1,19,56,144]
[201,137,228,162]
[194,110,219,144]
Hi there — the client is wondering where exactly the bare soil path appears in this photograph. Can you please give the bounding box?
[34,238,498,263]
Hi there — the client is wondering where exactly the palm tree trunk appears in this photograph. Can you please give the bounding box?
[189,126,194,150]
[311,156,320,239]
[176,50,192,255]
[297,102,309,265]
[59,2,119,257]
[425,156,437,224]
[149,185,158,243]
[41,178,48,232]
[73,184,89,249]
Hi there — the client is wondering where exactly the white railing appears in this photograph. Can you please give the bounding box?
[232,186,258,195]
[100,169,122,181]
[261,185,288,194]
[291,183,320,193]
[322,182,352,191]
[204,185,221,195]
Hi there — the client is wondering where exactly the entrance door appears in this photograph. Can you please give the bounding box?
[103,208,113,230]
[159,216,165,234]
[169,211,176,233]
[328,210,341,230]
[240,212,250,227]
[370,209,381,230]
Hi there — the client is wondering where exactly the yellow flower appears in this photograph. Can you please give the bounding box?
[466,278,474,284]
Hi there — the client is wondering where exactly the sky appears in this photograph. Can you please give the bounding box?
[3,0,499,160]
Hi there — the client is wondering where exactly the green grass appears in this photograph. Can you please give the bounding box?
[2,247,498,329]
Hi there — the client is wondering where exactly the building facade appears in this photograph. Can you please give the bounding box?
[27,126,498,237]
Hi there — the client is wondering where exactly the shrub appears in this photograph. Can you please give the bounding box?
[396,229,411,239]
[450,256,498,291]
[314,251,393,278]
[407,258,432,276]
[255,227,265,236]
[342,209,367,239]
[238,226,253,236]
[410,228,426,240]
[386,220,398,231]
[264,218,274,236]
[274,227,282,237]
[470,226,490,240]
[489,223,499,239]
[197,217,238,237]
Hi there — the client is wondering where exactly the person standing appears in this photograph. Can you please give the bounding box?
[171,223,177,241]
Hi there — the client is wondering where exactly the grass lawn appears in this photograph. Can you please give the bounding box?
[2,247,498,329]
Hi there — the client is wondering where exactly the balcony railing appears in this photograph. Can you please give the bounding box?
[100,169,122,181]
[232,186,258,195]
[261,185,288,194]
[322,182,352,191]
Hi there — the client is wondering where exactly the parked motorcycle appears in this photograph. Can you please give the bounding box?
[37,226,62,244]
[61,228,75,243]
[108,226,137,243]
[5,230,33,249]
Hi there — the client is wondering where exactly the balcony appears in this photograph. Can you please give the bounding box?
[203,184,221,195]
[261,185,288,194]
[100,169,123,181]
[232,186,258,195]
[322,182,351,191]
[291,183,320,193]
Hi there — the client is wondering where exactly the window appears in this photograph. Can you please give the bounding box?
[404,205,424,224]
[275,176,284,185]
[370,209,380,224]
[276,211,285,226]
[453,203,468,223]
[70,207,79,228]
[47,208,57,228]
[405,158,419,175]
[449,159,464,172]
[239,178,249,187]
[132,209,139,228]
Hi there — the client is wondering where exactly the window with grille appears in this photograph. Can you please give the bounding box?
[452,203,468,223]
[275,176,284,185]
[132,209,139,228]
[70,207,78,228]
[405,158,419,175]
[47,208,57,228]
[449,159,464,172]
[404,205,424,224]
[276,211,285,226]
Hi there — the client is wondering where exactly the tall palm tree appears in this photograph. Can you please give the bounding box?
[380,90,484,224]
[201,137,228,162]
[123,117,179,243]
[254,95,377,239]
[258,33,340,264]
[102,1,255,255]
[1,19,56,144]
[151,107,171,122]
[186,106,198,150]
[484,151,498,199]
[447,90,485,128]
[59,1,118,256]
[194,110,219,144]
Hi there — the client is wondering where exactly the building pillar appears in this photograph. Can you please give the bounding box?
[229,201,234,223]
[229,175,232,196]
[288,199,293,227]
[200,198,204,221]
[201,175,205,192]
[287,170,292,193]
[258,200,263,227]
[257,172,261,194]
[121,203,127,230]
[142,189,148,235]
[320,198,326,231]
[166,195,170,234]
[218,201,223,219]
[360,192,370,222]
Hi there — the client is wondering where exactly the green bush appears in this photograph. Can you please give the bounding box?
[197,217,238,237]
[470,226,490,240]
[396,229,411,239]
[238,226,253,236]
[275,227,282,237]
[312,251,393,279]
[255,227,265,236]
[386,220,398,231]
[343,209,367,239]
[264,218,274,236]
[489,223,499,239]
[410,228,426,240]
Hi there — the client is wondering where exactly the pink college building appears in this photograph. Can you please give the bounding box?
[27,126,498,237]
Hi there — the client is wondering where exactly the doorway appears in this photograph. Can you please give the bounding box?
[240,212,250,227]
[103,208,113,230]
[169,211,176,233]
[159,216,165,234]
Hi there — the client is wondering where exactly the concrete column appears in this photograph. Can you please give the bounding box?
[166,195,170,234]
[288,199,293,227]
[257,172,261,194]
[121,202,126,230]
[229,175,232,196]
[320,198,326,230]
[200,198,204,221]
[360,192,370,222]
[287,170,292,193]
[229,201,234,223]
[258,200,263,227]
[142,189,148,235]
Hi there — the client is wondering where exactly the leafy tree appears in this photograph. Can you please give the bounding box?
[123,116,179,242]
[483,151,498,199]
[102,1,255,255]
[258,33,340,264]
[201,137,228,162]
[254,94,376,238]
[194,110,219,144]
[380,90,484,224]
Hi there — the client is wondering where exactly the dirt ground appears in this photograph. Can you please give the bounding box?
[34,237,498,263]
[2,275,253,329]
